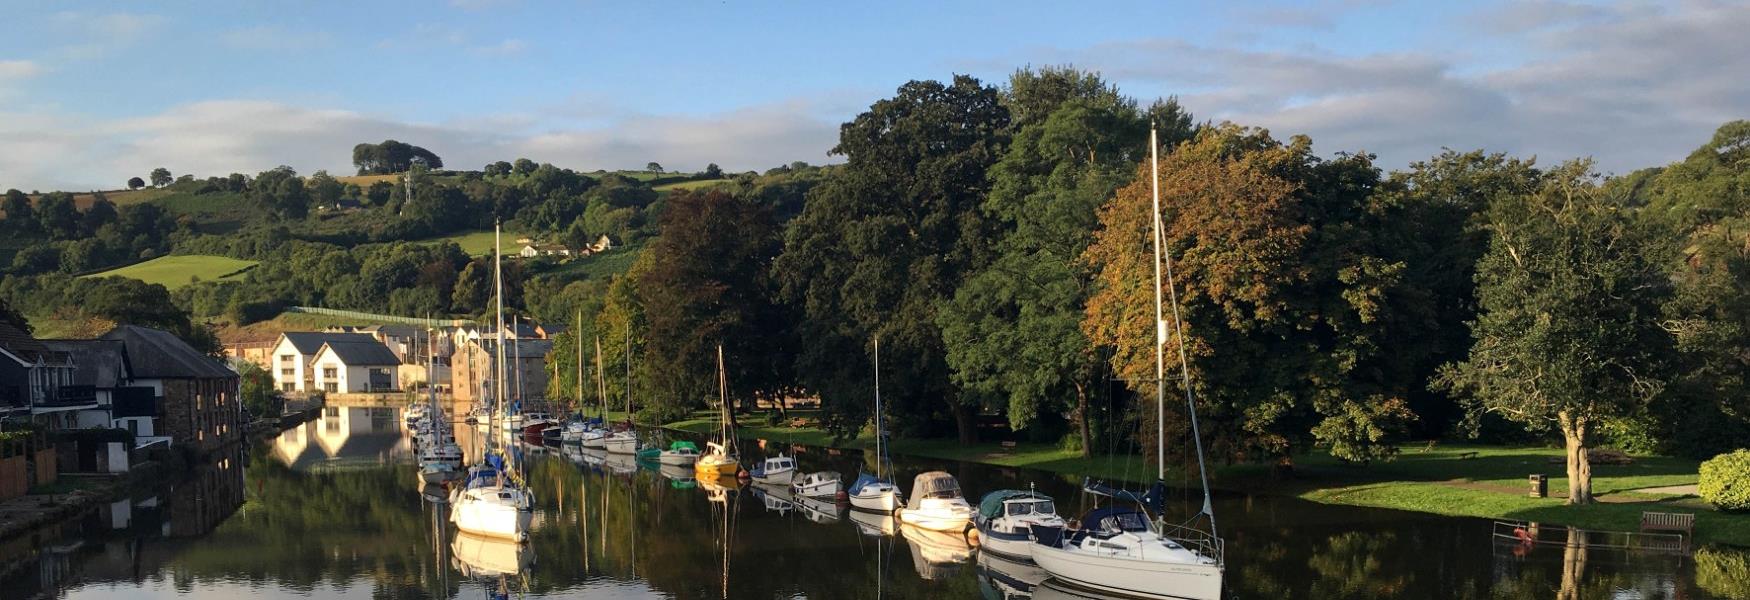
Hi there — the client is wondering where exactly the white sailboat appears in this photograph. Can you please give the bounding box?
[848,336,903,512]
[450,223,535,542]
[580,337,610,448]
[1027,127,1224,600]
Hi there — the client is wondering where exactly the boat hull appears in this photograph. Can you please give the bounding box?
[976,521,1038,563]
[451,496,532,542]
[695,456,740,477]
[897,508,972,532]
[604,435,639,454]
[849,489,901,512]
[751,469,794,486]
[1028,543,1222,600]
[659,452,699,466]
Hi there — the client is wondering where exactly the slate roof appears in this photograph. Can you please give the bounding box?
[316,341,401,366]
[41,339,131,387]
[0,322,56,365]
[281,332,377,355]
[101,325,236,379]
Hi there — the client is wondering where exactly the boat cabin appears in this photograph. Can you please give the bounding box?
[910,471,963,501]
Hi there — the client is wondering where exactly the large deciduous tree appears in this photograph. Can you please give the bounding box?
[352,140,443,175]
[1083,125,1419,467]
[150,167,173,187]
[1437,160,1674,504]
[636,190,789,422]
[776,75,1009,443]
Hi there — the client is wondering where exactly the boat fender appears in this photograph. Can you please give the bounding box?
[1513,527,1533,545]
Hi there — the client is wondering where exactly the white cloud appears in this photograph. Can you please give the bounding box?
[219,25,334,51]
[0,98,842,191]
[0,60,43,80]
[1020,0,1750,173]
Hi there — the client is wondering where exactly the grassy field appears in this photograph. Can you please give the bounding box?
[653,178,730,192]
[83,255,258,289]
[533,245,642,281]
[216,311,426,344]
[421,229,534,256]
[335,174,402,186]
[654,410,1748,545]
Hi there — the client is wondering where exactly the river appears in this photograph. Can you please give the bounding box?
[2,406,1744,599]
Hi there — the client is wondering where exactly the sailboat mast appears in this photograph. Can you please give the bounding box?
[624,321,631,422]
[717,344,728,450]
[595,337,605,418]
[1149,128,1168,479]
[1153,125,1218,534]
[494,222,507,417]
[513,316,524,405]
[575,310,583,413]
[874,336,882,479]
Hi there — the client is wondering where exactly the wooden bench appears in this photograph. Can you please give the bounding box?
[1456,451,1479,460]
[999,441,1018,454]
[1640,511,1695,538]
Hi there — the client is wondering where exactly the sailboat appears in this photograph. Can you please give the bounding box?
[450,223,535,542]
[694,344,743,478]
[1027,127,1225,600]
[848,336,902,512]
[579,337,610,449]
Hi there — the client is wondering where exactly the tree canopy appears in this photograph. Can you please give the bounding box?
[352,140,444,175]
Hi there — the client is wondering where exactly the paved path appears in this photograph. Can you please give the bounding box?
[1632,484,1699,496]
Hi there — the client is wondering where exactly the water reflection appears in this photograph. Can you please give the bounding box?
[0,415,1742,600]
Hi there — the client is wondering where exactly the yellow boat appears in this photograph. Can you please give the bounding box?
[694,345,744,478]
[695,441,741,476]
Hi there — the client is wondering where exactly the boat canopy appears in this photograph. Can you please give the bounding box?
[849,472,886,494]
[907,471,961,508]
[668,441,698,452]
[1080,506,1151,534]
[977,489,1051,520]
[1082,478,1167,515]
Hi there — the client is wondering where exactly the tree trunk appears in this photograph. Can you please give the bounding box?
[1559,410,1593,505]
[952,404,977,446]
[1074,381,1092,458]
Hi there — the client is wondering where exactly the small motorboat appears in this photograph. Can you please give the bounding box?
[659,441,701,466]
[895,471,974,532]
[750,454,797,486]
[421,461,461,485]
[520,412,557,438]
[792,471,842,499]
[420,440,465,468]
[974,489,1063,563]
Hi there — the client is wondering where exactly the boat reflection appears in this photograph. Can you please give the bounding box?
[901,522,974,580]
[850,508,899,536]
[1030,578,1133,600]
[796,494,844,524]
[750,481,795,515]
[979,550,1048,599]
[452,531,534,578]
[658,463,697,488]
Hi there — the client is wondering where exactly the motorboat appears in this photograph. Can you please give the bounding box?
[795,493,843,524]
[895,471,974,531]
[659,441,701,466]
[792,471,841,499]
[580,424,609,448]
[1028,506,1222,600]
[420,440,465,468]
[604,429,641,454]
[1027,128,1225,600]
[849,473,902,512]
[695,441,741,477]
[499,412,526,432]
[421,461,462,485]
[749,454,797,485]
[519,412,557,437]
[901,522,973,580]
[974,489,1063,562]
[449,461,534,541]
[849,336,902,513]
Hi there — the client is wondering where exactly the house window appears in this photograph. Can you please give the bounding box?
[125,419,138,435]
[281,368,293,377]
[323,367,337,379]
[281,383,295,392]
[280,354,294,363]
[324,382,338,393]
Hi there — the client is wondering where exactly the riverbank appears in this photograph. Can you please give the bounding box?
[643,411,1748,547]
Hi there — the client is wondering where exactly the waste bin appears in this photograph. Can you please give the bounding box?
[1529,474,1548,498]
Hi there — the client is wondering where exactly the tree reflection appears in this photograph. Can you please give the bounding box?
[1694,546,1750,599]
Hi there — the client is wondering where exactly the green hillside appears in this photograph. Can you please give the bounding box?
[83,254,258,289]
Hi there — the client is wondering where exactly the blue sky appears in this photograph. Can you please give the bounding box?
[1,0,1745,190]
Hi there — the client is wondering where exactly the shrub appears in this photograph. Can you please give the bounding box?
[1699,449,1750,511]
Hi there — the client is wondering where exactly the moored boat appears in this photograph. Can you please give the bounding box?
[974,489,1063,562]
[449,461,534,541]
[895,471,974,532]
[1027,506,1221,600]
[749,454,797,485]
[849,336,902,513]
[604,429,640,454]
[792,471,842,499]
[659,440,700,465]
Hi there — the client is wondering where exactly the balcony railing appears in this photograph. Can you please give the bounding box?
[35,385,99,408]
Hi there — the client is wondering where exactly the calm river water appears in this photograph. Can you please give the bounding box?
[2,406,1745,599]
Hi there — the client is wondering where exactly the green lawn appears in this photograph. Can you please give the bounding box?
[653,178,730,192]
[422,229,533,256]
[652,410,1749,546]
[83,254,258,289]
[532,245,642,281]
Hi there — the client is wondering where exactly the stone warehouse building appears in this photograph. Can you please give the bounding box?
[102,325,242,455]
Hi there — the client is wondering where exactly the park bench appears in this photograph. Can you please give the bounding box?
[1640,511,1695,539]
[1456,451,1479,460]
[999,441,1018,454]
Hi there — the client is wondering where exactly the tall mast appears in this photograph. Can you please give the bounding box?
[1150,128,1167,479]
[874,336,882,479]
[595,337,605,419]
[624,321,631,423]
[1153,125,1217,534]
[494,222,507,418]
[575,310,583,414]
[717,344,729,451]
[513,315,523,405]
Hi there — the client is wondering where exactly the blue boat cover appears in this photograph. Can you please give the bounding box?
[849,473,886,495]
[1079,506,1152,533]
[977,489,1050,520]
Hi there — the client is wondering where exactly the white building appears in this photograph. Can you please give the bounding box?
[270,332,379,393]
[309,341,402,393]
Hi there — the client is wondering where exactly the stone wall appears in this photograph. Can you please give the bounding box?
[161,377,242,456]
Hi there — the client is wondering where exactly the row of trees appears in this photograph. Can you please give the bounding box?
[543,68,1747,506]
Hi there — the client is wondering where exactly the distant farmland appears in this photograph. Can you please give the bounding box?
[84,255,259,289]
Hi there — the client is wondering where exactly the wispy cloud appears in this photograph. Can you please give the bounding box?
[219,25,334,51]
[471,39,528,57]
[0,60,42,81]
[1000,1,1750,173]
[45,10,166,60]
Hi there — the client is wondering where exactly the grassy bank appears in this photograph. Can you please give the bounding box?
[82,254,258,289]
[650,411,1747,546]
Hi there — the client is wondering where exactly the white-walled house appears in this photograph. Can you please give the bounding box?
[309,341,401,393]
[270,332,378,392]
